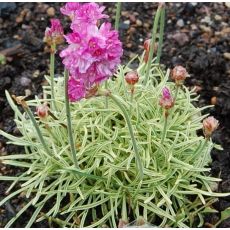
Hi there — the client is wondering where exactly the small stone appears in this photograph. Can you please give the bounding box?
[129,14,136,23]
[170,32,189,46]
[33,70,40,78]
[143,22,150,29]
[47,7,55,17]
[214,15,222,21]
[201,16,212,25]
[191,24,198,30]
[223,52,230,60]
[25,89,32,97]
[225,2,230,8]
[16,16,23,24]
[199,25,212,33]
[136,19,142,27]
[20,77,31,86]
[211,96,217,105]
[176,19,184,27]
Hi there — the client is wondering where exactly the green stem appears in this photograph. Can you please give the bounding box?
[129,89,134,114]
[50,44,57,110]
[24,107,51,156]
[156,6,165,64]
[115,2,122,31]
[108,94,143,179]
[144,5,162,85]
[161,111,168,144]
[105,81,108,109]
[174,85,180,102]
[64,69,79,168]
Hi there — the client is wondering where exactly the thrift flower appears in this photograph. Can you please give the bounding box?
[36,104,49,119]
[44,19,64,46]
[171,65,189,85]
[159,87,174,110]
[60,2,80,18]
[68,77,86,102]
[60,3,123,102]
[203,116,219,139]
[125,71,139,85]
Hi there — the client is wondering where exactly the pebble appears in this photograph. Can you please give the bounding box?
[223,53,230,60]
[199,25,212,33]
[170,32,189,46]
[214,15,222,21]
[136,19,143,27]
[47,7,55,17]
[33,70,40,78]
[25,89,32,97]
[225,2,230,8]
[201,16,212,25]
[176,19,184,27]
[20,77,31,86]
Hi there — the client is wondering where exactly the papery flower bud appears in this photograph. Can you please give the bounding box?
[159,87,174,110]
[203,116,219,139]
[171,65,189,85]
[44,19,64,46]
[36,104,49,119]
[125,71,139,85]
[143,39,158,63]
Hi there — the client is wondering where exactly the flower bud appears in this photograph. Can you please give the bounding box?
[44,19,64,46]
[171,65,189,85]
[125,71,139,85]
[159,87,174,110]
[143,39,158,63]
[203,116,219,139]
[36,104,49,119]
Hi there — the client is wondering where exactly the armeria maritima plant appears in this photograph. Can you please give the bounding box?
[0,2,229,228]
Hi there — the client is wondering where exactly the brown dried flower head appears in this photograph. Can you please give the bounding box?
[171,65,189,85]
[203,116,219,138]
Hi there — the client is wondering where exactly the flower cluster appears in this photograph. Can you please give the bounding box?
[60,3,123,102]
[44,19,64,46]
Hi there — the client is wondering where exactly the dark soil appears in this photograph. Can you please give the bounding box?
[0,2,230,227]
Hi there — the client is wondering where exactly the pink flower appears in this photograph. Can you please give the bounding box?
[159,87,174,110]
[60,2,80,18]
[68,77,86,102]
[60,3,123,102]
[44,19,64,46]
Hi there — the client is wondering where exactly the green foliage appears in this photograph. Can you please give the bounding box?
[0,56,228,227]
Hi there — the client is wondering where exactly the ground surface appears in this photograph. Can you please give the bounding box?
[0,2,230,227]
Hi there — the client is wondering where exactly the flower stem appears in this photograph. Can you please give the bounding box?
[115,2,122,31]
[24,106,51,156]
[108,94,143,179]
[156,5,165,64]
[105,81,108,109]
[161,110,168,144]
[174,85,180,102]
[50,44,58,111]
[64,69,79,168]
[144,5,161,85]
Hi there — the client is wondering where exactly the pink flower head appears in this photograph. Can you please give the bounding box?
[71,3,108,28]
[60,2,80,18]
[60,3,123,102]
[44,19,64,46]
[159,87,174,110]
[36,104,49,119]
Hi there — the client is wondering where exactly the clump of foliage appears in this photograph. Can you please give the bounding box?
[0,2,229,228]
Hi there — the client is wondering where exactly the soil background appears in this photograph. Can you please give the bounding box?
[0,2,230,227]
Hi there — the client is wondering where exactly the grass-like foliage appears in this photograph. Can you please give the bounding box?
[0,55,228,227]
